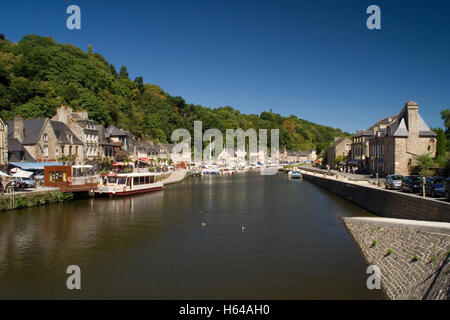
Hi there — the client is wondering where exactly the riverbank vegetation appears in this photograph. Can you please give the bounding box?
[0,191,74,212]
[0,34,349,153]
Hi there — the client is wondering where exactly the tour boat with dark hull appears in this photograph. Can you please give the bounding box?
[96,172,164,197]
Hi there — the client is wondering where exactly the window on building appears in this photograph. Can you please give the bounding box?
[43,133,48,142]
[43,145,49,157]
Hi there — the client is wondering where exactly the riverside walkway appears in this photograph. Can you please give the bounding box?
[162,170,188,185]
[299,166,449,204]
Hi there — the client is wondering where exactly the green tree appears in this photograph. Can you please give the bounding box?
[435,127,446,158]
[0,34,349,153]
[134,76,144,93]
[119,66,129,79]
[441,109,450,135]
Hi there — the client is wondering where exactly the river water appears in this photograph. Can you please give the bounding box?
[0,172,385,299]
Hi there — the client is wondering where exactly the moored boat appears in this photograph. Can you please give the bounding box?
[289,169,302,179]
[96,172,164,196]
[190,169,203,177]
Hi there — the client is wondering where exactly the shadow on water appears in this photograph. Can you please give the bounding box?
[0,172,386,299]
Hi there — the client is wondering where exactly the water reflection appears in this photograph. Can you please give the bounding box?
[0,172,385,299]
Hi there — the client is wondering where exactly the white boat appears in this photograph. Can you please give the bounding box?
[96,172,164,196]
[190,169,203,177]
[203,165,220,175]
[289,170,302,179]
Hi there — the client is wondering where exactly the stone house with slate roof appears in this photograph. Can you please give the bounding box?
[96,124,115,159]
[7,115,83,164]
[52,106,100,162]
[50,120,84,163]
[105,125,137,158]
[367,101,436,176]
[327,137,352,169]
[7,116,56,162]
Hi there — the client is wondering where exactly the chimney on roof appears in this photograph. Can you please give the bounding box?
[405,101,419,138]
[74,110,88,120]
[13,115,24,142]
[55,105,73,124]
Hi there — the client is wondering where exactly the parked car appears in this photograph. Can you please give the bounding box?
[385,175,403,190]
[421,176,445,197]
[445,177,450,202]
[401,176,423,193]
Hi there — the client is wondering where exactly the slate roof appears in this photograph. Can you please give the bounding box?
[418,114,436,137]
[161,143,175,153]
[392,118,409,137]
[147,146,159,155]
[328,137,351,149]
[370,115,397,130]
[50,121,83,145]
[7,137,25,152]
[7,118,47,145]
[75,119,98,132]
[385,108,436,138]
[354,130,372,137]
[7,137,36,162]
[106,125,133,138]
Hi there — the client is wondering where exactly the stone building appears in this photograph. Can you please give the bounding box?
[284,149,317,163]
[367,101,436,176]
[105,125,137,158]
[279,148,288,162]
[157,143,175,160]
[52,106,99,162]
[327,137,352,169]
[307,150,317,162]
[136,140,155,160]
[7,116,57,162]
[96,124,115,159]
[7,115,83,163]
[0,118,7,168]
[350,130,373,172]
[50,120,84,163]
[286,151,298,163]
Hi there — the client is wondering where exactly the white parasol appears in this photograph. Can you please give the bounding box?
[11,169,34,178]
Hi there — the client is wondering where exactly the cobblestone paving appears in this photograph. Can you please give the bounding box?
[344,219,449,300]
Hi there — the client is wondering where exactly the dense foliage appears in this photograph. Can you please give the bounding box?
[441,109,450,151]
[0,34,349,153]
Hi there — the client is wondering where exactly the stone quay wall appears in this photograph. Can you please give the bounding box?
[343,218,449,300]
[302,173,450,222]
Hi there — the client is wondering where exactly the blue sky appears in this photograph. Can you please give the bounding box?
[1,0,449,132]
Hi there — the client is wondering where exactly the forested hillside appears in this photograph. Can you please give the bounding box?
[0,34,349,152]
